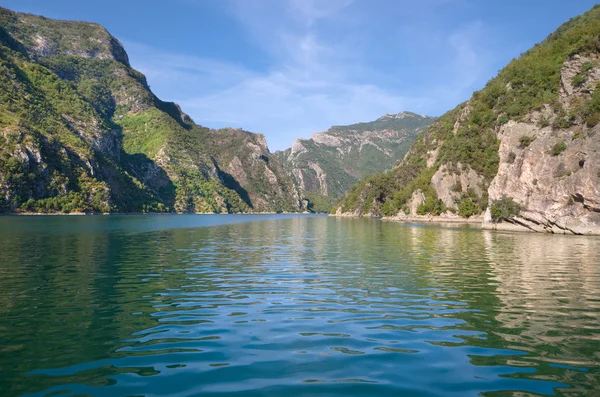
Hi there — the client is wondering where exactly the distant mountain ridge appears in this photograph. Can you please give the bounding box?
[275,112,435,210]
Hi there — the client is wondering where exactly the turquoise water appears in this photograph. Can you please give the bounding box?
[0,214,599,396]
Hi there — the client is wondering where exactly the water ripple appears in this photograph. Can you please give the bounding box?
[0,215,599,396]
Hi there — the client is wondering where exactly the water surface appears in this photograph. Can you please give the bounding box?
[0,215,599,396]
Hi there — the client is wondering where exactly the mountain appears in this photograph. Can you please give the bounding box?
[0,7,302,214]
[334,5,600,235]
[275,112,434,211]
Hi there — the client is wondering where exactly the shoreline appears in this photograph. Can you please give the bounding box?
[382,214,483,225]
[330,213,600,236]
[2,211,327,216]
[329,212,483,225]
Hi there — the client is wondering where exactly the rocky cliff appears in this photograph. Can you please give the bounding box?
[334,5,600,235]
[0,7,302,214]
[195,127,301,212]
[275,112,434,210]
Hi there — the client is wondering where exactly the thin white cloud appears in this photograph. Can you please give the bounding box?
[287,0,355,26]
[447,21,486,90]
[122,41,255,91]
[124,0,497,151]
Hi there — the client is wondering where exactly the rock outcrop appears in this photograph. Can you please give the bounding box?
[481,53,600,234]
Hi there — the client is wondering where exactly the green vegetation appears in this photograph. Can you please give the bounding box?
[457,188,488,218]
[458,197,479,218]
[490,196,521,222]
[519,135,536,148]
[572,61,595,86]
[572,74,586,87]
[0,35,115,213]
[173,170,248,213]
[506,151,517,163]
[193,127,300,213]
[329,112,434,135]
[304,192,336,213]
[581,83,600,127]
[118,109,174,157]
[551,140,568,156]
[417,196,445,216]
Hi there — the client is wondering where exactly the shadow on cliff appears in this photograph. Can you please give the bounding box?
[219,171,253,209]
[110,151,177,211]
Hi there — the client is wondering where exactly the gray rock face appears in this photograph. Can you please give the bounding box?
[559,54,600,109]
[431,164,485,209]
[485,120,600,234]
[481,55,600,235]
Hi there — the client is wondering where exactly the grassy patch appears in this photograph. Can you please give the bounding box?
[551,140,567,156]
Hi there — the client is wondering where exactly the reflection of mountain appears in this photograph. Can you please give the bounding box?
[483,232,600,359]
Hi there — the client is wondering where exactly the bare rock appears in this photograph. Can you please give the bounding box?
[485,120,600,235]
[431,163,485,209]
[559,55,600,109]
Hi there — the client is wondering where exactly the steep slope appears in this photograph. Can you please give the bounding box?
[194,127,301,212]
[275,112,434,207]
[0,7,301,213]
[335,5,600,235]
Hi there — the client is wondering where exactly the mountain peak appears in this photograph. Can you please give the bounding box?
[378,111,429,121]
[0,6,130,66]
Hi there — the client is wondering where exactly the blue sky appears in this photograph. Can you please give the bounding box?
[2,0,598,150]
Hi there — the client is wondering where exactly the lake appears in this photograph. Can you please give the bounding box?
[0,214,599,396]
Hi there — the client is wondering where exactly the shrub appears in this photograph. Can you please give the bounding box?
[381,199,396,216]
[585,111,600,127]
[417,196,445,216]
[519,135,536,148]
[497,114,509,125]
[551,140,567,156]
[572,62,595,87]
[490,196,521,222]
[581,61,595,74]
[450,181,462,192]
[572,73,586,86]
[506,151,516,163]
[305,192,336,214]
[458,197,480,218]
[455,188,486,217]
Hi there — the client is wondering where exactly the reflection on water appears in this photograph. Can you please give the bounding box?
[0,215,598,397]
